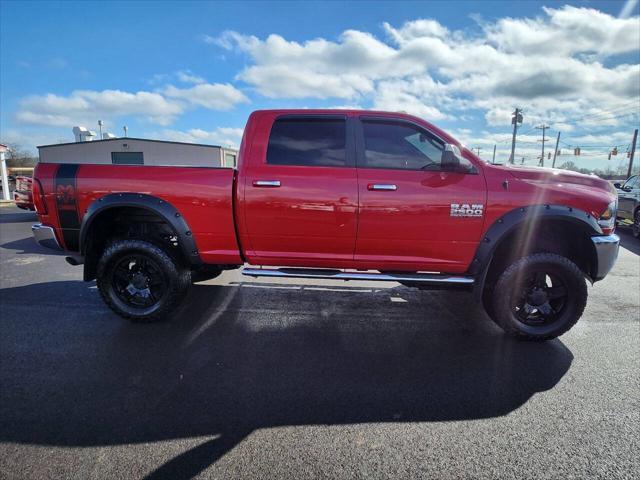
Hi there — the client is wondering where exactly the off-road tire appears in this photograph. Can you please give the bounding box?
[96,239,190,322]
[491,253,587,341]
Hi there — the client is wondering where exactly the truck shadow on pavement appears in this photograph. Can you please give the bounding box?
[0,281,574,479]
[0,237,66,255]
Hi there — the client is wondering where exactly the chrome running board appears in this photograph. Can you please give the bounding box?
[241,267,474,285]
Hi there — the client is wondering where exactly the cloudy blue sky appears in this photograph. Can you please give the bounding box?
[1,0,638,170]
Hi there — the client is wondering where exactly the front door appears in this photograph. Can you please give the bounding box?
[242,115,358,267]
[354,117,486,273]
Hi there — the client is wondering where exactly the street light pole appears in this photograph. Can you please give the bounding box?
[627,129,638,178]
[552,131,561,168]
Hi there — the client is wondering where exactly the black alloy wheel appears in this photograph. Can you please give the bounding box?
[96,239,190,322]
[111,254,168,309]
[511,271,568,326]
[491,253,587,340]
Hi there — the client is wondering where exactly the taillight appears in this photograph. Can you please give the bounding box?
[32,178,47,214]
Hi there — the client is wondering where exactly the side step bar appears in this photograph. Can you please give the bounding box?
[241,267,474,285]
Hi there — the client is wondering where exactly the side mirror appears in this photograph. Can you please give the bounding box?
[441,144,461,172]
[623,186,633,192]
[613,182,622,188]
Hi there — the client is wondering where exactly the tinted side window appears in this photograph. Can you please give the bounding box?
[362,120,444,170]
[111,152,144,165]
[267,118,346,167]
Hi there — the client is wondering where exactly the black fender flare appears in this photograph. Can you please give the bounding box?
[470,204,602,298]
[79,192,202,265]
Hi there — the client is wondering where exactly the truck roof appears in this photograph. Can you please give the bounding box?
[249,109,456,145]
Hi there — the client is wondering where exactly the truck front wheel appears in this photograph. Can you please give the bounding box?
[490,253,587,341]
[96,239,190,322]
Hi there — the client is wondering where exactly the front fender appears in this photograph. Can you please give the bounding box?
[470,204,602,299]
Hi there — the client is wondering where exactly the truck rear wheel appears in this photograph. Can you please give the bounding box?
[491,253,587,341]
[96,239,190,322]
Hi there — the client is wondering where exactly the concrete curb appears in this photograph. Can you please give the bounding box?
[0,200,16,207]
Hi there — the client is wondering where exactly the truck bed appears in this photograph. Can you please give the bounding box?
[35,163,242,265]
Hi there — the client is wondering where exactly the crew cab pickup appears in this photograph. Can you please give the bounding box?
[32,110,620,340]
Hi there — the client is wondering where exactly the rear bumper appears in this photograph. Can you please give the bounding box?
[591,234,620,281]
[32,223,62,251]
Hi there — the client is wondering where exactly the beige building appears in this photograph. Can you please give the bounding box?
[38,137,238,168]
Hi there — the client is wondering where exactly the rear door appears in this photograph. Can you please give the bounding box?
[354,116,486,273]
[242,114,358,266]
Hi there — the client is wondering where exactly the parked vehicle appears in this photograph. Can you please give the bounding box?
[31,110,620,340]
[614,175,640,238]
[13,176,35,211]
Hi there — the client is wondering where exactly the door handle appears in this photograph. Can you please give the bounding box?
[253,180,281,187]
[368,184,397,191]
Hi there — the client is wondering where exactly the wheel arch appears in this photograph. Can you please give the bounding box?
[471,204,602,300]
[80,193,202,280]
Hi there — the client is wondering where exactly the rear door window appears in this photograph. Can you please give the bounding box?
[266,117,347,167]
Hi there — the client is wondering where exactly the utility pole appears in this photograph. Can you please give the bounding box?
[474,147,482,158]
[492,144,496,163]
[627,128,638,178]
[536,124,550,167]
[509,108,522,164]
[551,131,561,168]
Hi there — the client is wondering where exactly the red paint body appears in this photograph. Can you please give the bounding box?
[34,109,617,274]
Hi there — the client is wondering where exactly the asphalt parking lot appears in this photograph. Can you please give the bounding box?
[0,206,638,479]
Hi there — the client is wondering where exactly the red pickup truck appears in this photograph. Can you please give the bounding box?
[31,109,620,340]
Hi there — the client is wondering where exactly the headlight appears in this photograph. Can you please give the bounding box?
[598,200,617,230]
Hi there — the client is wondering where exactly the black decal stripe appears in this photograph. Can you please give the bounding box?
[54,164,81,251]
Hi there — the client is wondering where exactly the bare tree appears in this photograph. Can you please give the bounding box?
[2,143,37,168]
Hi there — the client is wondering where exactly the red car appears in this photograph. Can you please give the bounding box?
[14,176,35,211]
[31,109,619,340]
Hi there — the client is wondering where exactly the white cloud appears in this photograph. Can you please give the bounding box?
[210,6,639,128]
[17,90,184,126]
[164,83,249,110]
[157,127,244,148]
[16,82,249,127]
[176,70,205,84]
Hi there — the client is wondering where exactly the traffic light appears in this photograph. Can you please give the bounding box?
[574,147,581,156]
[612,147,618,156]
